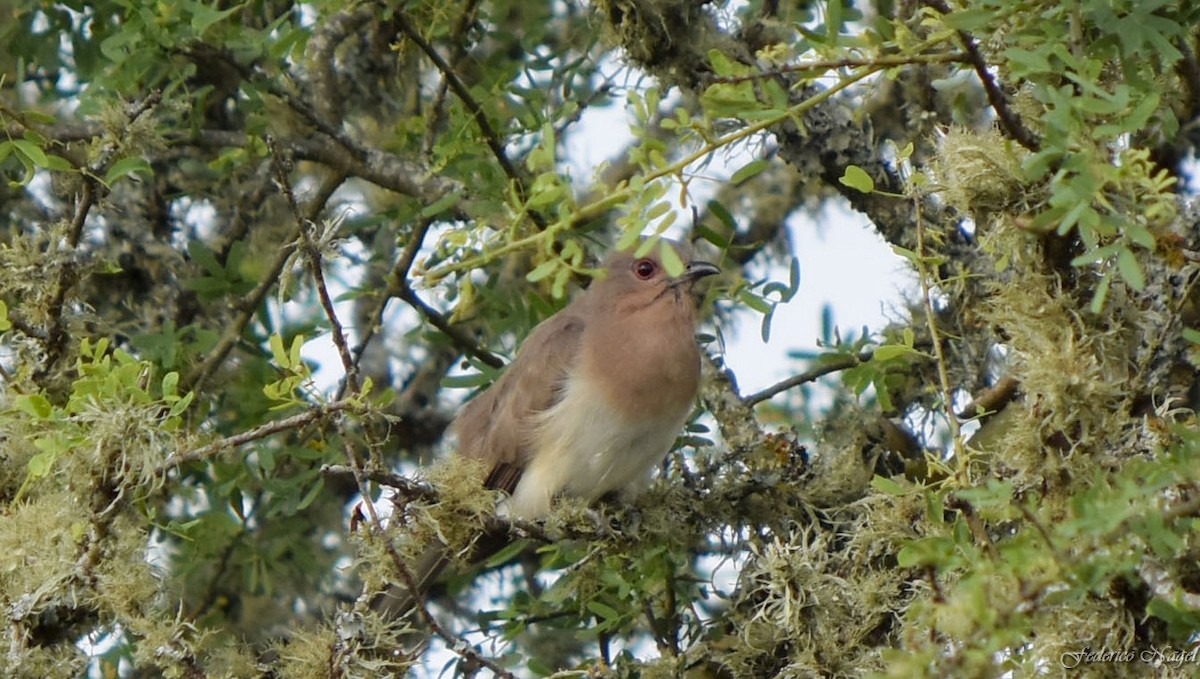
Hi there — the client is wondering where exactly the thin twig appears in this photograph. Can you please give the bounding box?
[393,7,529,209]
[922,0,1040,152]
[913,194,968,472]
[184,169,346,392]
[269,142,362,395]
[707,51,969,84]
[742,351,873,407]
[397,286,504,369]
[157,399,355,474]
[337,217,437,401]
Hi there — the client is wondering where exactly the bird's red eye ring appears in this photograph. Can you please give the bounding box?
[633,258,658,280]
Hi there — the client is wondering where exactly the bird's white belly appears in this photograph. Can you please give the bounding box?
[507,373,688,519]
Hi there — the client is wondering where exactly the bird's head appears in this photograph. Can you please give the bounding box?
[591,239,720,312]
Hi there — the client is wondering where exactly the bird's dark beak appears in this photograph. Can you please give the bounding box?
[678,261,720,285]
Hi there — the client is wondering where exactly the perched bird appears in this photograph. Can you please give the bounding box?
[372,239,719,617]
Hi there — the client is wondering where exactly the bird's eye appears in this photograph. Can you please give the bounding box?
[633,258,658,280]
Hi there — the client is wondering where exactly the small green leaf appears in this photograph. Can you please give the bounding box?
[526,260,557,283]
[873,344,920,361]
[191,1,242,34]
[731,159,769,186]
[839,165,875,193]
[586,601,621,621]
[27,449,56,478]
[162,371,180,399]
[104,156,153,184]
[708,49,735,76]
[1182,328,1200,344]
[0,300,10,331]
[167,392,194,418]
[871,475,909,495]
[485,539,530,568]
[289,334,305,370]
[10,139,48,167]
[295,478,324,510]
[441,373,493,389]
[659,240,684,277]
[1089,269,1114,314]
[269,333,290,369]
[1116,248,1145,291]
[15,393,53,419]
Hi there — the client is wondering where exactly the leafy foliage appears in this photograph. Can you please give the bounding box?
[0,0,1199,677]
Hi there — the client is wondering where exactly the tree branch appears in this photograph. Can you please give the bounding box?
[742,351,872,407]
[397,286,504,369]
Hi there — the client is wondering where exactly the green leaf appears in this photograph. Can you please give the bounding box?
[586,600,621,622]
[105,156,153,184]
[839,165,874,193]
[42,155,74,172]
[871,475,909,495]
[10,139,48,167]
[15,393,53,419]
[162,371,180,399]
[731,159,769,186]
[167,392,194,418]
[295,477,324,510]
[873,344,920,361]
[288,334,305,370]
[269,333,290,369]
[1116,247,1145,291]
[941,7,993,31]
[1089,268,1114,314]
[190,1,243,34]
[485,539,530,568]
[1182,328,1200,345]
[27,449,56,478]
[738,289,771,314]
[659,240,684,277]
[441,373,493,389]
[525,260,558,283]
[0,300,10,331]
[708,49,735,77]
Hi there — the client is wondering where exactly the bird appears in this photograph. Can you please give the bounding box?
[371,239,719,618]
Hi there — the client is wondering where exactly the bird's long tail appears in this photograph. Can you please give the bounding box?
[367,525,513,621]
[368,541,451,621]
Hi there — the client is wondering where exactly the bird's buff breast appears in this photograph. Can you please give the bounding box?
[506,372,690,519]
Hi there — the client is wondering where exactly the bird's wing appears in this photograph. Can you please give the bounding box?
[453,309,585,495]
